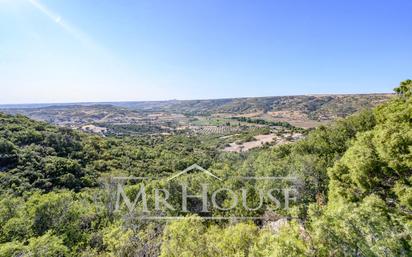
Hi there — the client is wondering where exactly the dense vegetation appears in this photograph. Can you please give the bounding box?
[230,116,296,129]
[98,122,172,136]
[0,81,410,256]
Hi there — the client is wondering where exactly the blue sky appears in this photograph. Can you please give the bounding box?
[1,0,411,104]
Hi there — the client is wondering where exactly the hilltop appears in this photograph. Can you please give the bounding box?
[1,93,392,132]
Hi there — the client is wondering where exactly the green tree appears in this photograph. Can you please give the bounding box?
[27,232,69,257]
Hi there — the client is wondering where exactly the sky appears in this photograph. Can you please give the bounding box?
[0,0,411,104]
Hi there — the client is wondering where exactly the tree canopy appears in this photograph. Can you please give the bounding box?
[0,80,410,256]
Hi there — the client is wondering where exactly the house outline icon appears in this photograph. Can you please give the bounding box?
[167,164,223,181]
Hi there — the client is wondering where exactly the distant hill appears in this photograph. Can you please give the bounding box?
[110,93,392,119]
[0,93,393,128]
[0,104,140,125]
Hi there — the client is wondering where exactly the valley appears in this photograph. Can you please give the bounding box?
[0,93,392,153]
[0,83,410,256]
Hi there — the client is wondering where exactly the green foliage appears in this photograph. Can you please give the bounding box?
[320,80,412,255]
[251,221,309,257]
[394,79,412,97]
[27,231,70,257]
[0,241,25,257]
[0,80,409,256]
[160,217,209,256]
[0,233,70,257]
[102,223,134,256]
[231,116,297,129]
[0,138,17,168]
[160,217,261,257]
[0,113,218,194]
[310,195,410,256]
